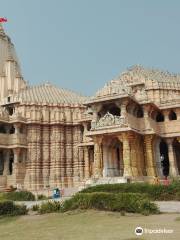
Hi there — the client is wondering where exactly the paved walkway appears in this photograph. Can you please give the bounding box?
[155,201,180,213]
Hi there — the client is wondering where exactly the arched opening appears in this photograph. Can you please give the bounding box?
[173,139,180,174]
[133,105,144,118]
[6,106,14,116]
[159,140,169,177]
[156,112,164,122]
[169,110,177,121]
[102,138,123,177]
[87,122,91,131]
[99,103,121,118]
[0,125,6,133]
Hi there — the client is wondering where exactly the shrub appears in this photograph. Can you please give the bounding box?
[2,191,35,201]
[0,200,28,216]
[37,194,48,200]
[31,204,40,211]
[81,181,180,201]
[61,192,159,215]
[38,201,62,214]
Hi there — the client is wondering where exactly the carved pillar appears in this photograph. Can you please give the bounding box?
[142,105,151,129]
[84,146,90,179]
[144,135,156,176]
[166,138,178,177]
[129,134,139,177]
[93,136,103,178]
[3,150,10,175]
[65,127,73,187]
[42,126,50,188]
[163,110,169,122]
[14,123,21,134]
[78,146,84,180]
[12,148,21,183]
[120,134,132,177]
[73,126,82,186]
[60,125,66,188]
[49,125,58,188]
[120,100,128,117]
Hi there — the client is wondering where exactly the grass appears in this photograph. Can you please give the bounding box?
[175,216,180,221]
[0,211,179,240]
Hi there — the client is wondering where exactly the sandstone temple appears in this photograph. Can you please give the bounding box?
[0,23,180,191]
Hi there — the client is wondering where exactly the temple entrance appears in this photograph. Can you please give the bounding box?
[173,139,180,174]
[102,138,122,177]
[159,140,169,177]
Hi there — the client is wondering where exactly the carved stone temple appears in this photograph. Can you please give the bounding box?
[0,23,180,191]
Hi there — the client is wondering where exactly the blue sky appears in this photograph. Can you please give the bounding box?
[1,0,180,96]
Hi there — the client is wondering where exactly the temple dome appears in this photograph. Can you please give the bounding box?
[94,65,180,100]
[13,83,87,105]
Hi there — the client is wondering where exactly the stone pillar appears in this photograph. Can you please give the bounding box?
[3,150,10,175]
[163,110,169,122]
[84,146,90,179]
[13,148,21,176]
[42,126,50,188]
[120,134,132,177]
[93,137,103,178]
[14,124,21,134]
[78,146,84,180]
[144,135,156,176]
[142,105,152,130]
[129,135,139,177]
[166,138,178,177]
[120,100,128,117]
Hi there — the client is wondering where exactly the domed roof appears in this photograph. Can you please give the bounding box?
[14,83,87,106]
[93,65,180,100]
[0,23,22,76]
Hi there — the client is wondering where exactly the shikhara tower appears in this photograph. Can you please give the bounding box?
[0,24,180,193]
[0,23,26,100]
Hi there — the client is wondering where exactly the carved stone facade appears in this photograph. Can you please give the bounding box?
[0,24,180,191]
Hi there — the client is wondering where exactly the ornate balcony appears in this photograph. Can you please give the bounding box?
[91,112,128,130]
[87,112,158,136]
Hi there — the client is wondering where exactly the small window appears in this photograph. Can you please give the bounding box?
[7,96,10,102]
[169,110,177,121]
[156,112,164,122]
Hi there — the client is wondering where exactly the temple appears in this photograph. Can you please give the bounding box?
[0,24,180,191]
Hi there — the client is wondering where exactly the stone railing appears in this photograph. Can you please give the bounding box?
[91,112,128,130]
[0,133,27,147]
[0,113,26,123]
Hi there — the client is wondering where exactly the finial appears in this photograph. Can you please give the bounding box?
[0,18,7,37]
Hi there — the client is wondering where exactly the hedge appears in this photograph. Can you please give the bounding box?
[0,200,28,216]
[38,192,159,215]
[0,191,35,201]
[80,181,180,201]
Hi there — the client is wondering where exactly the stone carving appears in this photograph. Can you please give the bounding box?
[91,112,128,130]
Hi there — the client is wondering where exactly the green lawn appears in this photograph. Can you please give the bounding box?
[0,211,179,240]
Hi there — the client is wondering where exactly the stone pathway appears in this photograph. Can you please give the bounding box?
[155,201,180,213]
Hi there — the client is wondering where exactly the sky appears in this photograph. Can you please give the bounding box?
[1,0,180,96]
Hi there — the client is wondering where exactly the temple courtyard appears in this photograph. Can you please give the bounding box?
[0,210,179,240]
